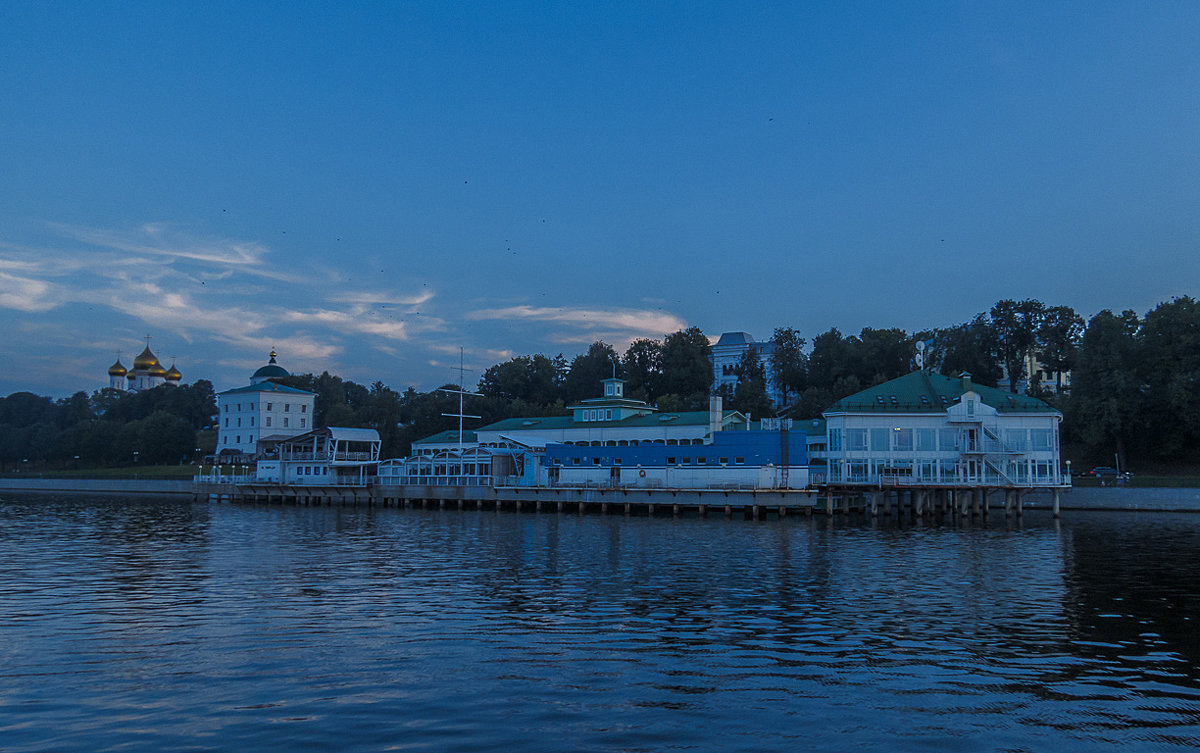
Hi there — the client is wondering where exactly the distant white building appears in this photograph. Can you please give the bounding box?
[817,371,1068,490]
[711,331,784,407]
[215,351,316,457]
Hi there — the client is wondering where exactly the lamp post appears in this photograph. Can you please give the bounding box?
[74,455,80,471]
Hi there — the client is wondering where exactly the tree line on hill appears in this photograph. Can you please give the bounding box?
[3,296,1198,472]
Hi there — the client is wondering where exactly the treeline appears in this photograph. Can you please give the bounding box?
[5,297,1198,471]
[0,381,215,470]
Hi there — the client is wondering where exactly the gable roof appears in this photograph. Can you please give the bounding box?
[476,410,746,433]
[218,382,314,396]
[825,371,1059,414]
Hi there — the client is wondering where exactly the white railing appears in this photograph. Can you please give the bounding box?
[193,473,256,484]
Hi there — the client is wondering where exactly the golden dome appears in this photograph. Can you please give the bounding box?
[165,363,182,381]
[133,345,161,371]
[107,359,127,376]
[147,362,168,377]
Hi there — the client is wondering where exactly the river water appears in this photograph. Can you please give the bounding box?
[2,495,1199,752]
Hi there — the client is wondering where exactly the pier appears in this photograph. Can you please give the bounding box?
[191,480,1063,520]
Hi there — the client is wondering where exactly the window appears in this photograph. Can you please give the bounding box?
[237,403,241,410]
[237,418,241,427]
[939,428,958,451]
[916,429,937,451]
[224,418,229,427]
[283,418,289,428]
[967,399,976,416]
[301,405,307,413]
[605,409,612,420]
[666,457,676,465]
[680,457,691,465]
[1031,429,1052,451]
[248,435,253,443]
[250,417,255,426]
[553,458,563,466]
[893,428,913,451]
[614,458,622,465]
[846,429,868,451]
[572,458,580,465]
[734,456,744,464]
[266,417,272,427]
[267,402,273,411]
[870,428,890,451]
[1004,429,1028,450]
[719,457,729,465]
[236,435,241,444]
[591,458,600,466]
[224,404,229,412]
[829,428,842,451]
[284,404,290,412]
[300,418,306,428]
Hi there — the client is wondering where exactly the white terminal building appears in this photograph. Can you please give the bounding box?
[215,351,316,458]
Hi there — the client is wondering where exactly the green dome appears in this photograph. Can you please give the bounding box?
[251,350,290,380]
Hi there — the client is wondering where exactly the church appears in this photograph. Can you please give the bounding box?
[106,340,181,391]
[215,351,317,457]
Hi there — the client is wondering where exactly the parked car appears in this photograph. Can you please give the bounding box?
[1088,466,1118,477]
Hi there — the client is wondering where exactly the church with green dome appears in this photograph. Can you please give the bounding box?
[215,350,317,458]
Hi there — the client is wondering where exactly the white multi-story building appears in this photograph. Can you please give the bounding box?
[711,331,784,408]
[818,371,1068,490]
[215,351,316,457]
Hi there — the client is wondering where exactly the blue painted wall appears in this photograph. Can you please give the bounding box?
[543,430,808,468]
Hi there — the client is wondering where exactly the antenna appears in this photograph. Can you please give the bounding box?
[438,347,482,477]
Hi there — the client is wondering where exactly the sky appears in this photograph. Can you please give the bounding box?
[1,1,1198,397]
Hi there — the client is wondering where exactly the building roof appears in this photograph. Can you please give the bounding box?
[714,331,755,347]
[218,381,313,396]
[413,430,478,445]
[478,410,743,433]
[825,371,1059,414]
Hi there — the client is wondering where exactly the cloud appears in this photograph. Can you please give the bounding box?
[465,305,687,338]
[328,289,435,308]
[282,308,410,340]
[0,272,58,312]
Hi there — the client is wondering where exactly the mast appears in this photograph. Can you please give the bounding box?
[439,347,481,481]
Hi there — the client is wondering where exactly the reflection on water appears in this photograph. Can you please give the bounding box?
[2,495,1199,752]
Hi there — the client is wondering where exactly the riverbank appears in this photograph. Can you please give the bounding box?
[5,478,1200,513]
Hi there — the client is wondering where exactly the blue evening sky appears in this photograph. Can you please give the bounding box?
[2,2,1197,397]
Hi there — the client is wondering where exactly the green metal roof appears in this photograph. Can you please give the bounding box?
[218,382,313,396]
[477,410,746,433]
[826,371,1059,414]
[413,430,478,444]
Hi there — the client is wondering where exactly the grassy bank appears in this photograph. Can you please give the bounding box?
[0,465,241,480]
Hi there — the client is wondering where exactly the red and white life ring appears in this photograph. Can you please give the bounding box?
[638,469,646,477]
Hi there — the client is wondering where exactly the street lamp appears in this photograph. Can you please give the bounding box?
[73,455,80,470]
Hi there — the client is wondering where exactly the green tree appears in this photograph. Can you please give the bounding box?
[1036,306,1085,391]
[562,342,620,403]
[658,327,713,410]
[1069,309,1142,466]
[622,338,663,402]
[990,299,1045,392]
[730,348,774,418]
[1135,297,1200,460]
[768,327,807,406]
[932,315,1002,386]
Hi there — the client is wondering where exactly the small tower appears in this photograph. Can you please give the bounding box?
[601,377,625,398]
[107,355,127,390]
[165,361,182,386]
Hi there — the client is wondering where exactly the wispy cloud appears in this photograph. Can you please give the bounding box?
[0,271,58,312]
[466,305,686,337]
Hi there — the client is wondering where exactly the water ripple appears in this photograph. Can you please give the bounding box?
[2,495,1200,751]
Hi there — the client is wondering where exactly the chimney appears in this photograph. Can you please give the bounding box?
[959,372,972,391]
[709,394,722,437]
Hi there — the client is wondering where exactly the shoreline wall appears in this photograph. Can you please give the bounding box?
[0,478,194,498]
[3,478,1200,512]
